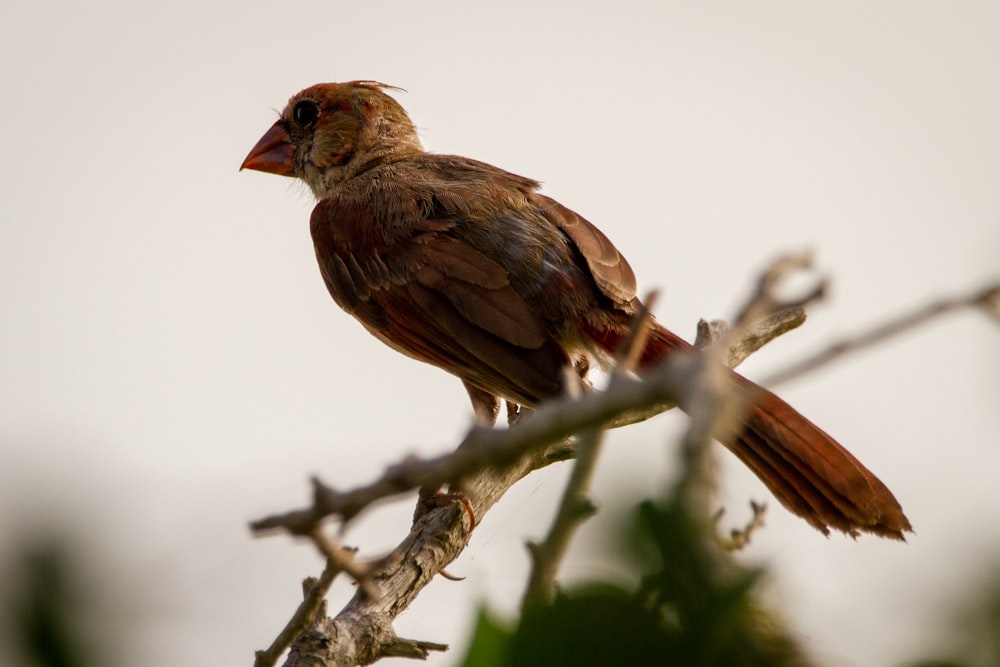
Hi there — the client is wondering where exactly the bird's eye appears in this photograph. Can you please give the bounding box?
[292,100,321,128]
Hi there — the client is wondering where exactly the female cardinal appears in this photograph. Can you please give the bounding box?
[242,81,911,539]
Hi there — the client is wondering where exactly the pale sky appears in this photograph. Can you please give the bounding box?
[1,2,998,666]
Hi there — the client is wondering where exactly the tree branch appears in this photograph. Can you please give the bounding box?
[252,256,821,666]
[253,315,799,665]
[764,281,1000,386]
[251,261,996,666]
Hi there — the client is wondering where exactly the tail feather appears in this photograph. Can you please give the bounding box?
[586,320,912,539]
[732,382,911,538]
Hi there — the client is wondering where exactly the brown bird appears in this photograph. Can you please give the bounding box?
[241,81,911,539]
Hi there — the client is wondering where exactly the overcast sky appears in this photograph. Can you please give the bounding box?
[2,2,999,666]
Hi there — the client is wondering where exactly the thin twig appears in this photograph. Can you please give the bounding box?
[708,308,807,368]
[615,291,660,374]
[732,251,827,328]
[764,281,1000,387]
[254,560,340,667]
[672,327,734,515]
[521,427,604,614]
[521,295,659,613]
[309,530,381,601]
[716,501,769,552]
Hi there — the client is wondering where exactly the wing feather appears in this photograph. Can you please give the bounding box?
[311,199,566,404]
[533,193,638,306]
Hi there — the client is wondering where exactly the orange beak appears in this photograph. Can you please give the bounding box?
[240,121,295,176]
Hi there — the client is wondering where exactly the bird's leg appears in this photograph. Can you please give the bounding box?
[463,380,501,426]
[412,381,499,529]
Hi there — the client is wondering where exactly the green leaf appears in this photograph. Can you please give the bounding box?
[458,607,513,667]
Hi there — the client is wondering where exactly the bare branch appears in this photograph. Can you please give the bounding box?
[252,260,990,666]
[521,428,602,613]
[251,259,819,665]
[764,281,1000,386]
[255,330,776,665]
[695,307,808,368]
[732,251,827,328]
[716,501,769,552]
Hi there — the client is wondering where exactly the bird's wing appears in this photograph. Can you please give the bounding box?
[532,193,638,308]
[310,199,568,405]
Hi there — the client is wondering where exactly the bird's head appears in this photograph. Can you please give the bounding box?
[241,81,422,198]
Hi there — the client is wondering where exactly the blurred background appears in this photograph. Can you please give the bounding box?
[1,2,998,665]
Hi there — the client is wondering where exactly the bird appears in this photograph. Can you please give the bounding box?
[241,80,911,540]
